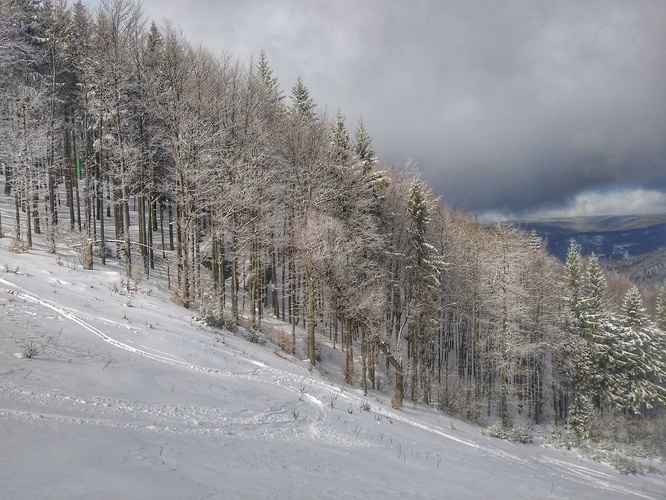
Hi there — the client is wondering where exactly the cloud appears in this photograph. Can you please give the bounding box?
[481,188,666,222]
[83,0,666,220]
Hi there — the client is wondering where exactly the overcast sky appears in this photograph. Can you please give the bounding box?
[83,0,666,220]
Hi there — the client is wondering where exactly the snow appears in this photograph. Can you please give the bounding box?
[1,241,665,498]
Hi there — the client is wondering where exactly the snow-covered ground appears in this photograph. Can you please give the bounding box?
[0,236,665,499]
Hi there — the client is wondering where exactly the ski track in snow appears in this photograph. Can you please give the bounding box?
[0,278,354,446]
[0,276,660,498]
[1,279,271,379]
[366,406,656,499]
[0,379,341,444]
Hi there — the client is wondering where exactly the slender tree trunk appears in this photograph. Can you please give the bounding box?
[98,117,106,265]
[159,199,166,257]
[305,262,316,365]
[220,241,226,313]
[168,201,175,251]
[122,182,132,281]
[14,193,21,241]
[378,339,403,408]
[138,194,147,273]
[212,225,219,291]
[345,317,354,384]
[271,243,279,318]
[361,323,368,395]
[3,164,11,195]
[333,307,338,350]
[147,195,154,270]
[25,187,32,248]
[231,231,239,325]
[47,173,57,252]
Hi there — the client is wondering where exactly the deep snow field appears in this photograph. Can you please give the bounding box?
[1,231,665,499]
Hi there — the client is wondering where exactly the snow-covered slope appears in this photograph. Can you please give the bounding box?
[1,241,664,499]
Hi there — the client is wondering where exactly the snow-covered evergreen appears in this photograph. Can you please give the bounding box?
[609,288,666,414]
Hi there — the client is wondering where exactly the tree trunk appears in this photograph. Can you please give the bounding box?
[85,239,93,270]
[378,339,403,408]
[231,233,239,326]
[14,194,21,242]
[361,322,368,396]
[271,243,279,318]
[306,262,316,365]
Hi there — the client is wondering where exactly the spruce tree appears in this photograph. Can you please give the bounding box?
[331,109,351,164]
[405,178,445,404]
[354,115,376,173]
[655,279,666,329]
[581,253,614,407]
[612,287,666,414]
[291,76,315,119]
[256,49,283,104]
[562,242,593,436]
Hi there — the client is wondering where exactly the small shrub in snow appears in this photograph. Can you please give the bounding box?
[67,229,93,269]
[23,341,40,359]
[94,242,112,258]
[360,401,372,412]
[276,328,293,353]
[9,239,29,254]
[608,453,639,475]
[544,425,581,451]
[485,422,533,444]
[246,329,267,345]
[119,276,139,294]
[3,264,19,274]
[130,269,146,288]
[195,301,230,331]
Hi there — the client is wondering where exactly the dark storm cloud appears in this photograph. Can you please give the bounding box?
[85,0,666,218]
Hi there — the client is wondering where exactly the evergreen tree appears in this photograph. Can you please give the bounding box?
[562,242,594,436]
[611,287,666,414]
[290,76,315,119]
[256,49,283,103]
[354,115,376,173]
[655,279,666,329]
[405,178,445,404]
[581,253,615,408]
[583,253,607,333]
[564,242,584,323]
[331,109,351,164]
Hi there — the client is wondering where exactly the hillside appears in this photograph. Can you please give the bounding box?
[514,214,666,262]
[2,241,665,498]
[605,248,666,288]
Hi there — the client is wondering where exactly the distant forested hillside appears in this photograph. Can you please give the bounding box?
[605,248,666,287]
[516,215,666,261]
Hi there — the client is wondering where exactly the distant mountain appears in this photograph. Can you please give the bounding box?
[605,248,666,287]
[513,214,666,263]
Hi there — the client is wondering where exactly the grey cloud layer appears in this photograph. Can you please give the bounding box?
[90,0,666,217]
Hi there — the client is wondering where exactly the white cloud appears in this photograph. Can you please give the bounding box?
[481,187,666,222]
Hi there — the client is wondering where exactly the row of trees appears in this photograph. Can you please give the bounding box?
[563,248,666,436]
[1,0,665,436]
